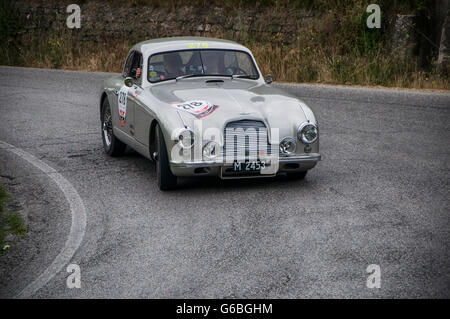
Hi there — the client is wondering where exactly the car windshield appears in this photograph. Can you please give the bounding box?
[147,49,259,83]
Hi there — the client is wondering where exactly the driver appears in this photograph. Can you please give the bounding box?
[131,53,143,79]
[163,52,184,78]
[202,51,224,75]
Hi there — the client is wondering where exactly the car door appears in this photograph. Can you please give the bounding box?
[117,50,142,138]
[133,53,155,148]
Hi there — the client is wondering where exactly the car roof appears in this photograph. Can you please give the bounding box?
[132,36,251,55]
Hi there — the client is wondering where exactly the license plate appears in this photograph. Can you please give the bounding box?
[233,160,266,172]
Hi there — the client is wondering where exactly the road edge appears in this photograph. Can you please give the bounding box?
[0,141,87,298]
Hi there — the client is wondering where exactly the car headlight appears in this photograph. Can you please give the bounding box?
[177,129,194,149]
[297,123,318,144]
[279,137,296,155]
[203,141,220,159]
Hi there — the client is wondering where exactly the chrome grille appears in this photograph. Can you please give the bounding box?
[223,120,272,160]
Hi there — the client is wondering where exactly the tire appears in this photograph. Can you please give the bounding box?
[155,124,177,190]
[287,170,307,180]
[101,97,126,157]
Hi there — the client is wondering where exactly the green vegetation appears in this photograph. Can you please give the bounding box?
[0,0,26,66]
[0,183,27,253]
[250,0,447,88]
[0,0,448,89]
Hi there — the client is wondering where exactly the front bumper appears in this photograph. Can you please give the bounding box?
[170,153,321,178]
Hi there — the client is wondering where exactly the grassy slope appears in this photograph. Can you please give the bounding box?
[0,0,448,89]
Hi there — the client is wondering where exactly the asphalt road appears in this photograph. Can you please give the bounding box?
[0,66,449,298]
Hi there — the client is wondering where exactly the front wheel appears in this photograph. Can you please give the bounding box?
[155,124,177,191]
[101,97,126,157]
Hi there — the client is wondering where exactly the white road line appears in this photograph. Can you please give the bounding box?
[0,141,87,298]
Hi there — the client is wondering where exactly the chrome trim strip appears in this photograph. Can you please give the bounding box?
[299,103,310,122]
[176,110,187,128]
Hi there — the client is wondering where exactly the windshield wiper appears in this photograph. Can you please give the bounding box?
[176,74,258,81]
[175,74,204,81]
[231,74,258,80]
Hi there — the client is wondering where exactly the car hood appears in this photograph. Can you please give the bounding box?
[148,79,315,142]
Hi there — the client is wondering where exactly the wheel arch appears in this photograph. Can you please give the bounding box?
[100,92,108,120]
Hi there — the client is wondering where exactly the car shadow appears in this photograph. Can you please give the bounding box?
[177,173,308,192]
[116,146,309,192]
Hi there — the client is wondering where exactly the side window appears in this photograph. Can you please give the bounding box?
[129,52,142,80]
[123,51,134,78]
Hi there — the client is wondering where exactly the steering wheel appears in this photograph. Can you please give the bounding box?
[229,66,248,76]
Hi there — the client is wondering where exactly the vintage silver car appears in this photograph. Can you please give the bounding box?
[100,37,320,190]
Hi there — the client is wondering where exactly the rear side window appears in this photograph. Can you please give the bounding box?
[123,52,134,78]
[123,51,143,83]
[129,52,142,79]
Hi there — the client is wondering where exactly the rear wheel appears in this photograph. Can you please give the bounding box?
[287,170,307,180]
[155,124,177,191]
[101,97,126,157]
